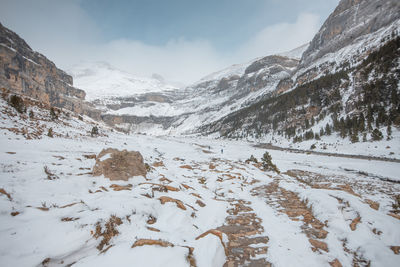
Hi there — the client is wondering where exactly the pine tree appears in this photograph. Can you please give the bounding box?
[350,128,359,143]
[363,133,367,142]
[325,123,332,135]
[387,121,392,140]
[305,119,310,129]
[358,113,365,132]
[9,95,25,113]
[367,105,373,131]
[47,128,53,138]
[391,88,399,107]
[261,152,280,174]
[339,118,347,138]
[371,128,383,141]
[91,126,99,137]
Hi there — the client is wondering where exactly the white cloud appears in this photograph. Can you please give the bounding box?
[94,38,225,84]
[235,13,320,60]
[0,0,321,84]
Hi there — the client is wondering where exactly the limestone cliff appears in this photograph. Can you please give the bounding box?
[0,22,100,119]
[301,0,400,67]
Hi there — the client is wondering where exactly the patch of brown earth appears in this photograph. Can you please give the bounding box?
[181,183,194,190]
[147,215,157,225]
[388,213,400,220]
[152,161,165,167]
[365,199,379,210]
[350,216,361,231]
[131,239,174,248]
[61,217,79,222]
[59,202,81,208]
[329,258,343,267]
[83,154,96,159]
[140,182,180,192]
[309,238,329,252]
[92,215,123,252]
[146,226,160,232]
[110,184,132,191]
[159,196,186,210]
[196,200,206,207]
[0,188,12,200]
[390,246,400,255]
[180,165,193,170]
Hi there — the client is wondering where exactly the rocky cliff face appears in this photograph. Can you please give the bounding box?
[301,0,400,68]
[0,22,100,119]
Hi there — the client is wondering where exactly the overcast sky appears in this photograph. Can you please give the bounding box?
[0,0,339,84]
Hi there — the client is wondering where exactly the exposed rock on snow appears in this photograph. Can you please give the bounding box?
[92,148,147,180]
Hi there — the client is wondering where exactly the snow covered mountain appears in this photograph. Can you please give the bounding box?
[72,49,304,134]
[68,62,179,102]
[198,0,400,152]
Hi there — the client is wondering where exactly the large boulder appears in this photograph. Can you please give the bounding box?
[93,148,147,180]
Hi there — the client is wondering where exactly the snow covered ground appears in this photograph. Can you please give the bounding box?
[0,96,399,266]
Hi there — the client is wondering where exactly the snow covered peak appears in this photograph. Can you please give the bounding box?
[68,62,179,101]
[196,45,308,86]
[196,61,254,85]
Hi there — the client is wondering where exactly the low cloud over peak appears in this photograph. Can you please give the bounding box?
[0,0,330,84]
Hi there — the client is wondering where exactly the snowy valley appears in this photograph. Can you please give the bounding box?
[1,0,400,266]
[1,93,400,266]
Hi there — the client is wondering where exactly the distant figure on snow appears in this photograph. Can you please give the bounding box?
[221,148,224,154]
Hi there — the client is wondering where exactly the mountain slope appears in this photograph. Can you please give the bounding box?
[196,0,400,158]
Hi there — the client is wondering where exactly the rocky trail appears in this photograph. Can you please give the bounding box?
[160,152,400,266]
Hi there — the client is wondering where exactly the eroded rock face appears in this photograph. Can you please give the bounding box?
[0,22,101,120]
[93,148,147,180]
